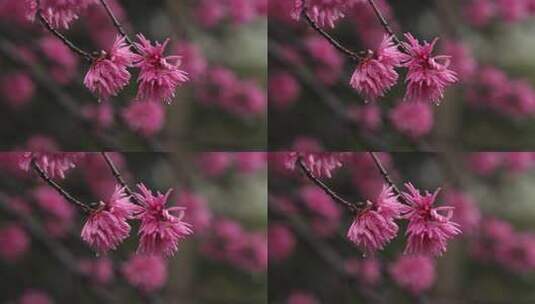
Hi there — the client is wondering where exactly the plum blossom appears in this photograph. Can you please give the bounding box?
[402,33,458,105]
[389,101,434,139]
[134,184,193,256]
[26,0,96,29]
[133,34,189,104]
[389,255,435,294]
[0,224,30,262]
[350,35,405,102]
[19,152,85,178]
[285,152,346,178]
[347,185,404,253]
[121,254,167,292]
[81,186,141,254]
[121,101,165,137]
[401,183,462,256]
[84,36,137,101]
[292,0,360,28]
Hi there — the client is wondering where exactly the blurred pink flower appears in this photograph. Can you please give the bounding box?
[401,183,461,256]
[33,186,75,220]
[443,190,481,234]
[122,255,167,293]
[26,0,95,29]
[133,34,189,104]
[20,152,84,178]
[122,101,165,137]
[389,255,435,294]
[269,223,296,262]
[269,71,301,109]
[197,153,233,177]
[467,152,503,175]
[134,184,193,256]
[223,80,266,118]
[176,190,213,232]
[389,101,434,139]
[19,289,53,304]
[442,40,477,81]
[172,40,208,81]
[300,185,341,220]
[292,0,359,27]
[84,36,136,101]
[227,232,268,272]
[402,33,458,105]
[235,152,266,173]
[0,72,35,108]
[82,102,114,129]
[0,224,30,262]
[78,257,114,285]
[348,104,382,132]
[350,35,405,102]
[81,186,141,254]
[347,185,404,253]
[464,0,496,27]
[285,152,346,178]
[287,290,320,304]
[39,36,78,84]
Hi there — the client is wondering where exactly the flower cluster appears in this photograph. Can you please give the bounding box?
[464,0,535,27]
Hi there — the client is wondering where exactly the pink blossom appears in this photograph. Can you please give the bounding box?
[358,257,382,285]
[78,257,114,284]
[402,33,458,105]
[503,152,535,173]
[39,36,78,85]
[401,183,462,256]
[348,104,382,132]
[0,72,35,108]
[228,0,257,24]
[33,186,75,220]
[121,101,165,137]
[269,71,301,109]
[81,186,141,254]
[292,0,359,28]
[175,190,212,232]
[19,289,53,304]
[19,152,84,178]
[299,185,341,220]
[497,0,528,23]
[26,0,95,29]
[133,34,189,104]
[442,40,477,81]
[84,36,136,101]
[197,152,233,177]
[0,224,30,262]
[464,0,496,27]
[389,255,435,294]
[172,40,208,81]
[350,35,405,102]
[389,101,434,139]
[235,152,266,173]
[287,291,320,304]
[268,223,296,262]
[443,190,481,234]
[285,152,346,178]
[304,36,344,85]
[227,232,268,272]
[194,0,226,28]
[347,185,404,253]
[467,152,503,175]
[82,102,114,129]
[134,184,193,256]
[121,255,167,293]
[495,232,535,272]
[196,67,238,106]
[223,80,266,117]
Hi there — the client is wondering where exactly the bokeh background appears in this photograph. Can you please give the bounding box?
[0,152,267,303]
[268,0,535,150]
[269,152,535,303]
[0,0,267,151]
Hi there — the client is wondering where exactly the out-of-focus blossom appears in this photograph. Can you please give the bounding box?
[0,72,35,108]
[389,255,435,294]
[197,153,233,177]
[18,289,54,304]
[78,257,115,285]
[389,101,434,139]
[122,101,165,137]
[122,255,167,293]
[269,223,296,262]
[269,71,301,109]
[0,224,30,262]
[287,290,320,304]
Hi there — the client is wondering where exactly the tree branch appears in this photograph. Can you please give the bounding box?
[368,152,409,205]
[98,0,140,52]
[101,152,142,206]
[297,156,364,213]
[31,159,93,213]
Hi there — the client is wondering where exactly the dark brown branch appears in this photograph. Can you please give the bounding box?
[36,0,93,61]
[101,152,142,206]
[98,0,140,52]
[31,159,93,213]
[297,157,364,213]
[301,9,362,62]
[368,152,409,205]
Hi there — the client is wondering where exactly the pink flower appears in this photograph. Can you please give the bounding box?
[19,289,53,304]
[0,72,35,108]
[287,291,320,304]
[401,183,462,256]
[82,102,114,129]
[268,223,296,262]
[121,101,165,136]
[292,0,359,28]
[19,152,85,178]
[133,34,189,104]
[350,35,405,102]
[78,257,114,284]
[347,185,404,253]
[402,33,458,105]
[269,71,301,109]
[442,40,477,81]
[235,152,266,173]
[26,0,95,29]
[285,152,346,178]
[197,152,233,177]
[227,232,268,272]
[121,255,167,293]
[464,0,496,27]
[389,255,435,294]
[84,36,136,101]
[443,190,481,234]
[495,232,535,272]
[134,184,193,256]
[389,101,434,139]
[176,190,212,232]
[172,40,207,81]
[0,224,30,262]
[348,104,382,132]
[81,186,141,254]
[33,186,75,220]
[467,152,503,175]
[39,36,78,85]
[223,80,266,117]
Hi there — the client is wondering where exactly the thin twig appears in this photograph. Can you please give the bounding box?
[368,152,409,205]
[35,0,93,61]
[297,157,364,213]
[366,0,409,53]
[101,152,142,206]
[98,0,140,52]
[301,9,362,62]
[31,159,93,213]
